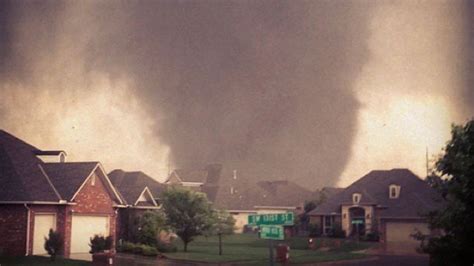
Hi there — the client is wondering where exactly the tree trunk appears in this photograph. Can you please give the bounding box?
[184,241,188,252]
[218,233,222,255]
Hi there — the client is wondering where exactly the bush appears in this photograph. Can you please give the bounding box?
[156,240,178,253]
[308,223,320,237]
[130,211,166,246]
[328,223,345,238]
[141,245,159,256]
[44,229,62,261]
[89,235,113,254]
[117,241,160,256]
[363,231,380,242]
[117,241,135,253]
[133,244,144,254]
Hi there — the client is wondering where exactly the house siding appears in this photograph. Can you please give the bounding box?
[0,205,28,256]
[64,170,117,257]
[0,169,119,258]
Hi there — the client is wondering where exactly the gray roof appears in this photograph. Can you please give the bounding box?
[42,162,99,200]
[308,169,443,218]
[213,179,315,211]
[108,169,164,205]
[0,130,120,204]
[0,130,59,202]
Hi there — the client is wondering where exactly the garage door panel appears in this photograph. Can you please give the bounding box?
[33,214,56,255]
[386,222,429,254]
[386,222,429,242]
[71,215,109,254]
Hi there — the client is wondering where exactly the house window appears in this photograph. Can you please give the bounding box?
[389,184,401,199]
[352,193,361,204]
[324,216,333,235]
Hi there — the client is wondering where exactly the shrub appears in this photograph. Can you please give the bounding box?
[328,223,345,238]
[308,223,320,237]
[130,211,166,246]
[156,240,178,253]
[44,229,62,261]
[133,244,144,254]
[120,241,136,253]
[117,241,163,256]
[89,235,113,254]
[363,231,380,242]
[141,245,159,256]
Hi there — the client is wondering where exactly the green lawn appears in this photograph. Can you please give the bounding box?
[0,256,90,266]
[164,234,377,264]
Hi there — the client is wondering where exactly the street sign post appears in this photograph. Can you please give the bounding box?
[260,225,284,240]
[247,213,294,266]
[248,212,294,226]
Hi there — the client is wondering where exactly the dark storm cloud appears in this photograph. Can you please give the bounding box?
[77,1,373,187]
[0,1,373,188]
[3,1,470,188]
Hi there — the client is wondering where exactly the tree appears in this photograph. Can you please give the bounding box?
[131,210,167,246]
[161,187,215,252]
[44,229,62,261]
[417,119,474,265]
[300,197,324,232]
[204,209,236,255]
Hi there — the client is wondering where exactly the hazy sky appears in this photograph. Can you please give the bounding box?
[0,0,472,188]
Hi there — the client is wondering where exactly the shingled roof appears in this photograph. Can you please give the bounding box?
[0,130,123,204]
[309,169,443,218]
[0,130,60,202]
[213,179,315,211]
[42,162,99,200]
[108,169,164,205]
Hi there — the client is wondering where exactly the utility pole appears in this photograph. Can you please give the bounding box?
[426,147,429,178]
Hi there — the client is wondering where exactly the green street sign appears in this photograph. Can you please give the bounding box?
[351,219,364,225]
[260,225,284,240]
[248,213,294,226]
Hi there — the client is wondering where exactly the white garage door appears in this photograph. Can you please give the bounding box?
[33,214,56,255]
[386,222,429,254]
[71,215,109,253]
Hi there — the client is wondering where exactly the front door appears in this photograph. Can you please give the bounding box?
[349,207,365,236]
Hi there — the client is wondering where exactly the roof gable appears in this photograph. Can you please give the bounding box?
[70,163,123,205]
[134,187,158,206]
[108,169,163,205]
[42,162,100,200]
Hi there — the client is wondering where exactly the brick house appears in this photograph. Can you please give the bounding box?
[308,169,442,254]
[108,170,162,242]
[0,130,124,257]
